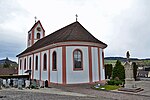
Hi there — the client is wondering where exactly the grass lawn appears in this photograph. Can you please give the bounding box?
[94,85,121,91]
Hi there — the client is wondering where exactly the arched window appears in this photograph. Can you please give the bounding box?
[52,51,57,71]
[29,57,31,70]
[73,49,83,70]
[20,59,22,70]
[37,33,40,39]
[43,53,47,70]
[24,58,26,70]
[28,34,31,40]
[35,56,38,70]
[102,51,104,68]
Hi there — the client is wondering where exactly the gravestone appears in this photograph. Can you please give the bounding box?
[119,51,143,92]
[10,79,13,87]
[18,79,23,89]
[32,79,37,88]
[39,81,44,88]
[13,79,18,88]
[5,79,9,88]
[45,80,48,87]
[25,80,30,88]
[124,61,136,88]
[0,78,2,89]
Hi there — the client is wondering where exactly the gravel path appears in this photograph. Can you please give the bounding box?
[0,90,111,100]
[50,81,150,100]
[0,81,150,100]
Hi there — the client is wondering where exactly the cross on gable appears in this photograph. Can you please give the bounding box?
[76,14,78,22]
[34,16,37,23]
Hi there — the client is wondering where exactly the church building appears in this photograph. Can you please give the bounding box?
[17,19,107,84]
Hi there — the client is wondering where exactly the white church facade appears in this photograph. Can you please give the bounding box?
[17,20,107,85]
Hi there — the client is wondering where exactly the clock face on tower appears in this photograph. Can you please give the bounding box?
[37,27,41,31]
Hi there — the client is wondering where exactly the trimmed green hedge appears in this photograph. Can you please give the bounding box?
[107,80,123,86]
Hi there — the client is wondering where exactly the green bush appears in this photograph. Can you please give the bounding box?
[107,80,115,85]
[108,80,123,86]
[105,64,113,79]
[132,62,138,80]
[112,60,125,81]
[114,80,122,86]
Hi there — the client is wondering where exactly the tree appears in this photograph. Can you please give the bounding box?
[105,64,113,79]
[132,62,138,80]
[3,57,10,68]
[112,60,125,80]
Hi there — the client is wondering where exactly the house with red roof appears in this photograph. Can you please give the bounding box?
[17,20,107,84]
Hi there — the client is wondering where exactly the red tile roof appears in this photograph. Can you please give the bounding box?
[0,68,18,75]
[17,21,107,57]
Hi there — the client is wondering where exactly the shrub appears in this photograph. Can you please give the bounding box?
[108,80,123,86]
[112,60,125,81]
[105,64,113,79]
[114,80,122,86]
[107,80,115,85]
[132,62,138,80]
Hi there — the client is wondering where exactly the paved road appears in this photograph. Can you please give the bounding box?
[0,81,150,100]
[50,81,150,100]
[0,90,111,100]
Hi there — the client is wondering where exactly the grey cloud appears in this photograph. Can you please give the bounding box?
[105,0,150,58]
[0,0,29,61]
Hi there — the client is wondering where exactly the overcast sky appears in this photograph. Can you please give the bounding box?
[0,0,150,62]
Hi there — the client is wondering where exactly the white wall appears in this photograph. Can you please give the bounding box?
[18,58,23,75]
[33,53,40,80]
[27,55,33,78]
[100,48,105,80]
[28,32,32,47]
[33,24,44,43]
[18,46,106,84]
[92,47,99,82]
[18,56,28,75]
[66,46,89,84]
[50,47,62,84]
[22,56,28,75]
[41,50,49,81]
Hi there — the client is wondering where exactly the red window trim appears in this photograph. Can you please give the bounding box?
[43,53,47,71]
[73,49,83,71]
[52,51,57,71]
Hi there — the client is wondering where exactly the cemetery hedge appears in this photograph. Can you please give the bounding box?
[105,64,113,79]
[107,80,123,86]
[112,60,125,81]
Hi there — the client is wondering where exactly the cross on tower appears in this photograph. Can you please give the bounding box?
[34,16,37,23]
[75,14,78,22]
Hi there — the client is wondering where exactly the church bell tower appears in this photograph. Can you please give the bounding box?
[27,20,45,47]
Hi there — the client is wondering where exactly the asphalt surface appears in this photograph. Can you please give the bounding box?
[0,81,150,100]
[0,90,111,100]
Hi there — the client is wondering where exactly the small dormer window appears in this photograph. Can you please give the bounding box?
[37,33,40,39]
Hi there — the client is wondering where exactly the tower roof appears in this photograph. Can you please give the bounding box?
[28,20,45,33]
[17,21,107,57]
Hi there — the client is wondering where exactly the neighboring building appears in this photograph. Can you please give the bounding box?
[137,71,150,78]
[0,68,18,75]
[0,57,18,68]
[137,66,150,78]
[17,20,107,84]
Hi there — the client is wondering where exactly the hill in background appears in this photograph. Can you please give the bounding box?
[0,57,18,68]
[105,57,150,66]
